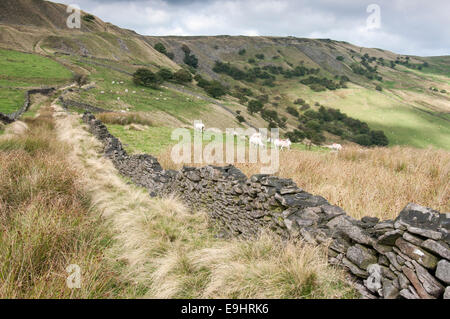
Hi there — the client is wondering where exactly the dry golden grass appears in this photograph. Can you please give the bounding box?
[158,144,449,220]
[236,146,449,220]
[54,107,356,299]
[0,106,126,298]
[96,112,154,127]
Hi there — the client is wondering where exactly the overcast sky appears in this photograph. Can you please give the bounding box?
[54,0,449,56]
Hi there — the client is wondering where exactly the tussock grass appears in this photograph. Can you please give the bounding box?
[157,143,449,220]
[0,106,126,298]
[96,112,154,126]
[233,146,449,220]
[55,107,356,299]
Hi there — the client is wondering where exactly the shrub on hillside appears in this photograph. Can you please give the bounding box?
[82,14,95,22]
[154,43,175,60]
[294,98,305,105]
[204,81,228,98]
[173,69,192,83]
[154,43,167,55]
[236,115,245,123]
[181,45,198,68]
[247,100,263,115]
[286,106,299,117]
[132,68,162,88]
[261,109,280,124]
[296,105,389,147]
[157,68,173,81]
[73,73,89,88]
[194,75,228,98]
[354,134,372,146]
[370,130,389,146]
[285,129,306,142]
[300,104,311,111]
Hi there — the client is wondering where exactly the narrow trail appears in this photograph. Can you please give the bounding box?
[52,101,175,294]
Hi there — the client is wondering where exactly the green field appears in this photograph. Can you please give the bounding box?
[0,49,72,87]
[0,49,72,114]
[284,84,450,150]
[69,62,210,124]
[107,122,329,166]
[107,125,176,155]
[0,88,25,114]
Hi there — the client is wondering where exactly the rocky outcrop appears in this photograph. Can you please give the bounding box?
[82,111,450,299]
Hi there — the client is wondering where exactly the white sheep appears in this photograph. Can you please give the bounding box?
[249,133,265,148]
[274,138,292,150]
[194,122,205,132]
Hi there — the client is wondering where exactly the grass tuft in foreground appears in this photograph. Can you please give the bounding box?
[96,112,154,126]
[233,146,449,220]
[0,107,128,298]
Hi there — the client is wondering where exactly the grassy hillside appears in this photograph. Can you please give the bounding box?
[0,0,448,150]
[283,83,450,149]
[0,88,25,114]
[0,48,72,87]
[146,36,449,149]
[0,48,72,114]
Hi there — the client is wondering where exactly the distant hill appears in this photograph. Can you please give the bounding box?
[0,0,449,149]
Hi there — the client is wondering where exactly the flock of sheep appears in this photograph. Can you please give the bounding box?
[194,122,293,150]
[194,122,343,151]
[98,80,343,152]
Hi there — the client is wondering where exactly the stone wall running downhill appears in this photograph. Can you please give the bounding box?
[58,95,109,113]
[0,87,56,124]
[0,112,14,124]
[82,111,450,299]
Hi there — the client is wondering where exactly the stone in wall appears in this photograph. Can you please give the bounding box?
[0,112,14,124]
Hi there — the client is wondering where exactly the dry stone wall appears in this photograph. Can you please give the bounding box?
[0,87,55,123]
[58,95,109,113]
[82,111,450,299]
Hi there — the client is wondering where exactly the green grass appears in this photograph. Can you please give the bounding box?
[70,61,209,123]
[63,53,450,151]
[285,84,450,150]
[422,56,450,78]
[107,125,176,155]
[291,143,329,152]
[0,108,130,298]
[0,49,72,115]
[22,100,45,118]
[107,125,243,155]
[0,88,25,114]
[0,49,72,87]
[107,123,327,162]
